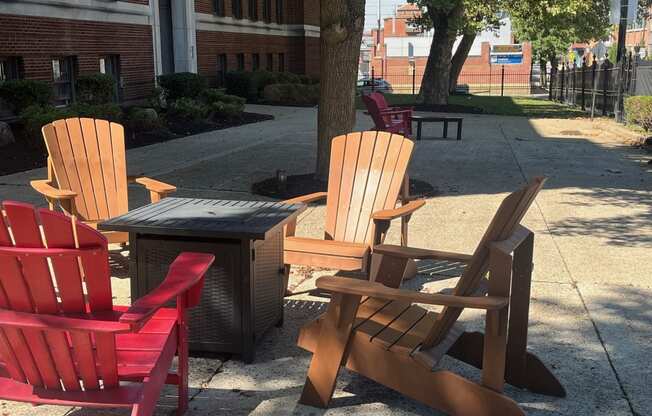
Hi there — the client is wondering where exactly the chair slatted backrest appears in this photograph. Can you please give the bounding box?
[422,177,546,348]
[42,118,129,222]
[0,201,117,391]
[361,95,390,131]
[324,132,414,245]
[370,92,390,111]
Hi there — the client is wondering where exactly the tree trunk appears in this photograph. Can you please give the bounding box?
[449,32,476,93]
[418,4,463,106]
[315,0,365,181]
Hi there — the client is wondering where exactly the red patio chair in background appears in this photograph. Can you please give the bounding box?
[362,92,412,136]
[0,201,214,416]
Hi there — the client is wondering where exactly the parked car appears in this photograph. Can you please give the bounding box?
[357,78,393,95]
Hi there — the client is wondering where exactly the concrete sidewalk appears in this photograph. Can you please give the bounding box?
[0,105,650,415]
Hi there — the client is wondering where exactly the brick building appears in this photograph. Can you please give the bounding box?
[0,0,319,106]
[369,3,532,94]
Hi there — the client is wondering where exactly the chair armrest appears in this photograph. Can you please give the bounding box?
[316,276,507,310]
[30,180,77,200]
[372,199,425,221]
[0,309,131,334]
[120,252,214,326]
[283,191,328,205]
[131,177,176,197]
[373,244,473,263]
[380,108,412,116]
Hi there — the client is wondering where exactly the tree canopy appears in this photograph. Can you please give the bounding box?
[508,0,610,63]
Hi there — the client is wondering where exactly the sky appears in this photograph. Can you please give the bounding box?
[364,0,407,30]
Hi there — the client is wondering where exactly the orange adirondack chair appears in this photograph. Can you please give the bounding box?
[362,93,412,136]
[0,201,214,415]
[283,131,424,292]
[31,118,176,244]
[297,177,565,415]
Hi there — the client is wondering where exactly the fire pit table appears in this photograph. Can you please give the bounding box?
[99,198,305,363]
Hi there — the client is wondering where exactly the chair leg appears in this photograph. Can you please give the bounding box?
[177,301,189,415]
[283,264,291,296]
[300,293,360,408]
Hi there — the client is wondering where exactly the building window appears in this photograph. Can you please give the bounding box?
[52,56,77,106]
[236,53,245,71]
[232,0,242,18]
[252,53,260,71]
[214,0,225,16]
[99,55,121,102]
[0,56,22,81]
[278,53,285,72]
[275,0,283,24]
[249,0,258,20]
[263,0,271,22]
[217,54,227,86]
[267,53,274,71]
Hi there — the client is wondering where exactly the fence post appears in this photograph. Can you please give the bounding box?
[371,67,375,92]
[572,61,577,105]
[560,64,565,102]
[602,58,610,116]
[501,65,505,96]
[581,57,586,110]
[412,67,416,95]
[548,63,554,101]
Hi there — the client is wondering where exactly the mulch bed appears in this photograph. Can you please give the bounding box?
[0,112,273,176]
[252,173,438,201]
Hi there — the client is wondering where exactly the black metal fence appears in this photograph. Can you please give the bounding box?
[548,53,652,119]
[364,65,537,96]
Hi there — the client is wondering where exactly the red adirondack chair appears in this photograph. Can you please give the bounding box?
[0,201,214,416]
[362,93,412,136]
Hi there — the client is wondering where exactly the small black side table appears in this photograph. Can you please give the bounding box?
[411,115,463,141]
[99,198,305,363]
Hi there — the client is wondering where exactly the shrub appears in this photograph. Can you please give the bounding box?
[20,105,72,138]
[158,72,207,101]
[0,80,52,113]
[225,71,306,102]
[262,83,319,106]
[624,96,652,131]
[125,107,161,132]
[76,73,115,104]
[68,102,123,121]
[166,97,208,122]
[199,88,245,119]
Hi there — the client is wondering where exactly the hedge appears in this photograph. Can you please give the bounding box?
[76,73,115,105]
[0,79,52,113]
[158,72,208,101]
[624,96,652,131]
[262,83,319,106]
[225,70,314,102]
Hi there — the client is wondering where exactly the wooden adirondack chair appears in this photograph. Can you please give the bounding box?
[370,91,414,117]
[362,94,412,136]
[283,131,424,293]
[31,117,176,244]
[0,200,214,416]
[297,177,565,416]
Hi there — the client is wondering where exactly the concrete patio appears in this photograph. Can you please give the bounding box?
[0,104,650,415]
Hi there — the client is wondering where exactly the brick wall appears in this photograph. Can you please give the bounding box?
[197,30,315,84]
[0,14,154,102]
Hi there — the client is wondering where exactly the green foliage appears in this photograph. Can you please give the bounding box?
[157,72,207,101]
[225,71,307,102]
[166,97,208,122]
[68,102,123,121]
[262,83,320,106]
[125,107,162,132]
[0,79,52,113]
[607,43,618,63]
[624,96,652,131]
[19,103,122,139]
[76,73,115,104]
[408,0,501,38]
[508,0,610,62]
[200,88,246,118]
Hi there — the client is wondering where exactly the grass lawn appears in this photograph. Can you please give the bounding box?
[357,94,588,118]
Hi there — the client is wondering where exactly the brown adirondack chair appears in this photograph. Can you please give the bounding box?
[31,118,176,244]
[283,131,424,293]
[297,177,565,416]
